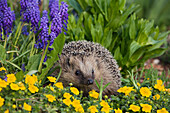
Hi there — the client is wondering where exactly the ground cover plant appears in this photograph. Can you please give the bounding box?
[0,0,169,112]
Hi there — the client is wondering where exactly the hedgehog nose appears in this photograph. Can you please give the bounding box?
[88,79,93,85]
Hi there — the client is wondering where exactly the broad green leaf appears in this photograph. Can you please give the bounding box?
[39,33,65,80]
[68,0,83,13]
[137,32,148,46]
[129,41,141,58]
[0,44,6,63]
[114,47,122,61]
[16,70,24,82]
[26,54,41,71]
[129,15,136,40]
[27,70,38,75]
[141,48,166,62]
[129,47,145,64]
[77,0,88,11]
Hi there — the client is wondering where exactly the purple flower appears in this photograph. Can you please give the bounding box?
[49,0,59,20]
[59,1,68,31]
[0,0,7,13]
[35,10,49,49]
[51,13,62,37]
[3,7,15,36]
[0,11,3,33]
[22,26,29,35]
[0,0,15,37]
[20,0,29,14]
[22,0,40,32]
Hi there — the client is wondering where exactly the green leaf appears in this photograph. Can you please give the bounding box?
[129,47,145,64]
[103,82,111,90]
[142,48,166,62]
[95,79,100,89]
[114,47,122,60]
[16,70,24,82]
[26,54,41,71]
[0,44,6,63]
[39,33,65,80]
[129,41,141,58]
[68,0,83,13]
[129,15,136,40]
[27,70,38,75]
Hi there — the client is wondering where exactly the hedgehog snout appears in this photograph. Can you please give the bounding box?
[87,78,94,85]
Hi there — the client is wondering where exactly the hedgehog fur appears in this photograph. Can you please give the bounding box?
[52,40,121,96]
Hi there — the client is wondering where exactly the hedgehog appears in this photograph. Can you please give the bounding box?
[52,40,121,96]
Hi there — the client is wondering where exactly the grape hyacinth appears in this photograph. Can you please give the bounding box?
[35,10,49,49]
[49,0,68,37]
[20,0,29,14]
[22,26,29,35]
[0,0,15,37]
[59,1,68,31]
[49,0,59,20]
[22,0,40,32]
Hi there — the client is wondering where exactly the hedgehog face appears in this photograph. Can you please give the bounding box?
[59,55,99,86]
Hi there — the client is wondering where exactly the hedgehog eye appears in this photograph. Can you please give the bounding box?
[92,69,94,78]
[75,70,81,76]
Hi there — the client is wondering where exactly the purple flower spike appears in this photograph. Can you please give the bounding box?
[3,7,15,35]
[35,10,49,49]
[51,13,62,37]
[23,0,40,32]
[59,1,68,31]
[0,0,7,12]
[20,0,29,14]
[49,0,59,20]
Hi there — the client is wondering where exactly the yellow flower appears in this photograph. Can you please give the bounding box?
[153,94,160,100]
[0,96,5,107]
[47,76,56,83]
[28,85,39,93]
[72,99,81,107]
[4,109,9,113]
[147,78,150,80]
[54,82,63,90]
[0,67,6,71]
[157,108,169,113]
[140,87,151,97]
[137,83,141,87]
[89,90,99,99]
[140,104,152,113]
[114,108,122,113]
[63,92,72,99]
[23,102,32,111]
[50,86,54,91]
[157,80,163,85]
[12,104,16,109]
[7,74,16,83]
[10,83,19,90]
[154,83,165,91]
[117,86,135,96]
[70,87,79,95]
[18,82,26,90]
[100,100,109,107]
[25,74,37,85]
[45,94,56,102]
[88,105,98,113]
[0,78,8,88]
[129,104,140,112]
[75,105,84,113]
[101,106,113,113]
[63,98,72,106]
[0,87,2,92]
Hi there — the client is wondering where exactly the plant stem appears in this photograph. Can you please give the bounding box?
[4,36,7,48]
[30,33,36,57]
[38,41,50,74]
